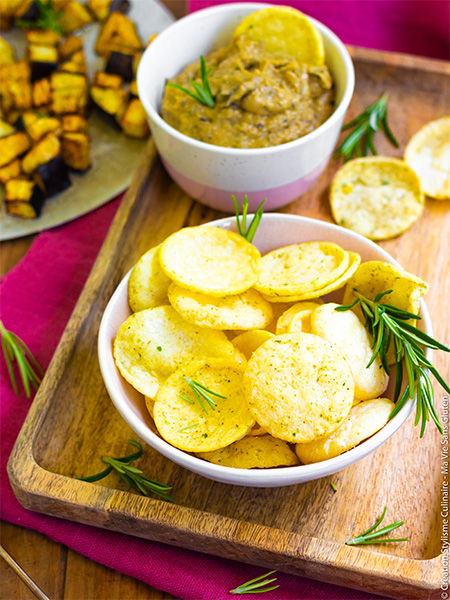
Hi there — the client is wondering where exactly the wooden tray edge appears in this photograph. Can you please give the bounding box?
[347,45,450,74]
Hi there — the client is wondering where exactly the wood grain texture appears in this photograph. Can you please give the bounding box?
[6,48,450,600]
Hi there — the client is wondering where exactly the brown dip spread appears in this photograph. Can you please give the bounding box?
[161,37,335,149]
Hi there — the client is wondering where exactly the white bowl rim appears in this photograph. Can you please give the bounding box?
[98,214,432,487]
[137,2,355,157]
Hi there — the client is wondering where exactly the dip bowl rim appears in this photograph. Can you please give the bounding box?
[137,2,355,156]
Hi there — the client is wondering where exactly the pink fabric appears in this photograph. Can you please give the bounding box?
[1,3,448,598]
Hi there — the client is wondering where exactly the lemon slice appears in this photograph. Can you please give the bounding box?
[233,6,325,67]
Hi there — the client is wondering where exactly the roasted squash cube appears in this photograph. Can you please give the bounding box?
[26,28,61,46]
[90,84,127,117]
[59,1,93,34]
[58,35,83,60]
[61,132,91,170]
[51,72,88,114]
[5,178,46,218]
[0,132,30,167]
[118,98,149,138]
[95,12,142,57]
[1,79,32,112]
[93,70,123,88]
[0,159,21,184]
[58,50,87,74]
[61,114,88,133]
[21,132,60,173]
[32,77,51,107]
[26,115,61,143]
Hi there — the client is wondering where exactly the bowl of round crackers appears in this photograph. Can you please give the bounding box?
[98,213,432,487]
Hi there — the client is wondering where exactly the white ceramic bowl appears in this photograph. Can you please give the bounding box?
[98,214,432,487]
[137,3,355,212]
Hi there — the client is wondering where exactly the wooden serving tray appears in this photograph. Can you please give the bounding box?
[8,47,450,600]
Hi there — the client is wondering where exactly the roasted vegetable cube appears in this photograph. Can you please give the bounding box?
[59,1,93,34]
[0,60,30,84]
[105,50,133,81]
[21,132,60,173]
[50,72,88,114]
[129,78,138,97]
[26,28,61,46]
[26,115,61,142]
[28,44,59,81]
[61,132,90,170]
[0,118,15,139]
[5,178,46,218]
[117,98,149,138]
[1,79,32,112]
[58,50,87,74]
[58,35,83,60]
[0,159,21,184]
[87,0,129,21]
[10,0,36,19]
[0,36,15,65]
[36,155,71,196]
[61,114,88,133]
[95,12,142,57]
[32,77,51,107]
[93,70,123,88]
[1,0,25,18]
[0,132,30,167]
[90,84,127,117]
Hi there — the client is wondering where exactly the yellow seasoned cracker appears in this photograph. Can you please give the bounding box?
[232,330,274,360]
[243,333,354,443]
[276,301,323,335]
[160,226,261,296]
[196,435,299,468]
[404,117,450,200]
[245,423,268,437]
[233,6,325,67]
[113,306,237,399]
[145,396,155,419]
[311,303,389,401]
[330,157,424,240]
[255,242,349,299]
[153,360,254,452]
[264,301,295,332]
[168,284,273,330]
[296,398,394,463]
[128,245,171,312]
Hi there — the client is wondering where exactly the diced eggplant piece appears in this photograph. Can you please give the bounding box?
[36,155,71,196]
[53,0,70,11]
[32,77,51,107]
[0,14,12,30]
[28,45,59,82]
[129,79,138,98]
[61,132,90,170]
[93,70,123,88]
[26,115,61,142]
[5,110,20,125]
[0,159,21,184]
[59,1,93,34]
[90,85,127,118]
[1,80,32,112]
[26,28,61,46]
[13,0,40,21]
[105,50,133,81]
[21,132,60,173]
[2,0,25,19]
[51,71,87,90]
[5,178,46,218]
[110,0,130,15]
[118,98,149,138]
[0,37,15,65]
[21,111,39,130]
[0,118,15,139]
[0,59,30,83]
[58,50,87,74]
[87,0,129,20]
[0,132,30,167]
[61,114,88,133]
[58,35,83,60]
[50,72,88,114]
[95,12,142,57]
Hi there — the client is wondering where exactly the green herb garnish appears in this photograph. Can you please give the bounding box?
[78,440,173,501]
[166,55,215,108]
[330,482,337,493]
[0,320,44,397]
[336,290,450,436]
[334,94,399,162]
[233,195,266,243]
[346,506,408,545]
[179,376,226,415]
[229,571,279,595]
[16,0,63,34]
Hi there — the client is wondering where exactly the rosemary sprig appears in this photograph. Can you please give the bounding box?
[336,290,450,436]
[233,195,266,243]
[16,0,63,34]
[330,482,337,493]
[334,94,399,161]
[179,376,226,415]
[229,571,279,595]
[166,55,215,108]
[0,320,44,397]
[346,506,408,545]
[78,440,173,501]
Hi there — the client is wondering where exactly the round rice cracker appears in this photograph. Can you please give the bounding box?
[160,226,261,297]
[295,398,394,464]
[404,117,450,200]
[232,330,274,361]
[243,333,354,443]
[154,360,254,452]
[168,284,273,330]
[113,306,239,399]
[196,435,299,468]
[255,242,350,299]
[311,303,389,401]
[330,157,424,240]
[128,245,171,313]
[276,301,323,335]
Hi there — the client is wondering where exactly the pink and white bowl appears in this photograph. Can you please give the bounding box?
[137,3,355,212]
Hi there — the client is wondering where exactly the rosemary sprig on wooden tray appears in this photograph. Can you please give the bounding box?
[233,195,266,243]
[166,55,215,108]
[334,94,399,161]
[336,290,450,436]
[179,376,226,415]
[16,0,63,34]
[346,506,408,546]
[78,440,173,501]
[0,320,44,397]
[229,571,279,595]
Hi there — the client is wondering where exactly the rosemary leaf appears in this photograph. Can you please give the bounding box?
[346,507,408,546]
[230,571,279,595]
[166,55,215,108]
